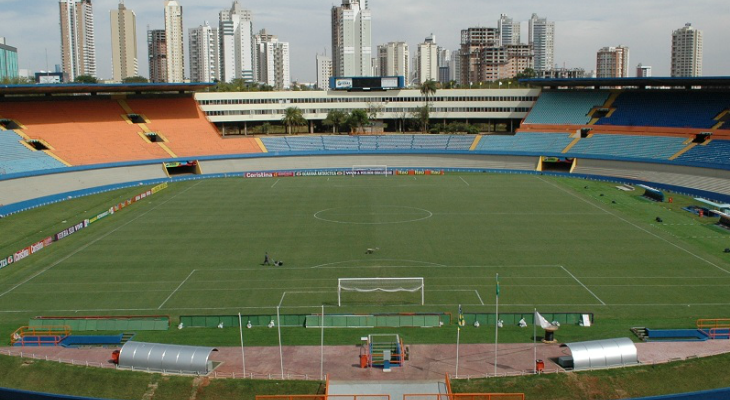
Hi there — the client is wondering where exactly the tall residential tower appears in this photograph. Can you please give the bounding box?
[219,1,254,82]
[331,0,372,77]
[189,22,220,83]
[164,0,184,82]
[110,0,137,82]
[596,45,629,78]
[59,0,97,80]
[671,23,702,77]
[528,13,554,72]
[147,29,167,83]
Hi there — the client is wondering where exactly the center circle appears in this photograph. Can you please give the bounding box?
[314,206,433,225]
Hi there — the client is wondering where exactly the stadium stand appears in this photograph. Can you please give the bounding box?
[0,129,66,174]
[676,139,730,166]
[125,98,261,157]
[566,134,688,160]
[0,99,172,165]
[475,132,574,154]
[523,91,610,125]
[596,91,729,129]
[260,135,476,153]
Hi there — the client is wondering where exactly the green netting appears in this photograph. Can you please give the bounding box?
[465,313,593,326]
[179,315,306,328]
[29,317,169,331]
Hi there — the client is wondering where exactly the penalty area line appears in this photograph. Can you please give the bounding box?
[560,265,606,306]
[475,290,484,305]
[158,270,196,310]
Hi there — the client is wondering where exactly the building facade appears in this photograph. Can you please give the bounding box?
[254,30,290,90]
[498,14,521,46]
[110,0,137,82]
[671,23,702,77]
[59,0,97,80]
[189,22,220,83]
[636,63,652,77]
[147,29,167,83]
[316,55,333,90]
[460,27,499,85]
[416,35,438,85]
[0,38,18,81]
[331,0,372,77]
[528,14,554,72]
[596,45,629,78]
[164,0,184,82]
[378,42,409,80]
[219,1,254,82]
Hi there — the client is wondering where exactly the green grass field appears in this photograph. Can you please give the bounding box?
[1,173,729,345]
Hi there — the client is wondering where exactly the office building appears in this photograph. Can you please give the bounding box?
[148,29,167,83]
[164,0,184,82]
[316,54,332,90]
[0,38,18,80]
[378,41,409,79]
[596,45,629,78]
[416,35,438,85]
[636,63,652,77]
[110,0,137,82]
[331,0,372,77]
[528,14,554,72]
[671,23,702,77]
[498,14,521,45]
[59,0,97,80]
[189,22,220,83]
[219,1,254,82]
[254,30,290,90]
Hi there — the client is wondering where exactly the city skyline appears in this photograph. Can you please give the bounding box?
[3,0,728,82]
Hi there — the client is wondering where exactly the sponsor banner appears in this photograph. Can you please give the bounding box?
[274,172,295,178]
[0,256,10,270]
[394,169,444,176]
[245,172,275,179]
[151,182,168,194]
[54,221,86,241]
[295,170,343,177]
[14,247,31,263]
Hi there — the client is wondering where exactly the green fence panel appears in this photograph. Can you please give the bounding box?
[424,315,440,327]
[191,316,207,327]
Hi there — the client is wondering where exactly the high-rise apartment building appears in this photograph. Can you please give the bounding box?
[316,54,332,90]
[254,30,290,90]
[110,0,137,82]
[450,50,461,85]
[164,0,184,82]
[596,45,629,78]
[498,14,521,46]
[636,63,652,77]
[528,14,554,72]
[147,29,167,83]
[219,1,254,82]
[59,0,97,80]
[189,22,220,83]
[671,23,702,77]
[378,41,409,79]
[0,38,18,81]
[460,27,499,85]
[331,0,372,77]
[416,35,438,85]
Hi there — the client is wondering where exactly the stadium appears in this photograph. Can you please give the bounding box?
[0,77,729,400]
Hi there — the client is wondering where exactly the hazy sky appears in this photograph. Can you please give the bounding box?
[3,0,728,81]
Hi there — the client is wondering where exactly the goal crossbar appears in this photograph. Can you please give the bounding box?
[338,277,424,306]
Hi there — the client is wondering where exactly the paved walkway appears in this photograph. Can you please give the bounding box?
[3,340,729,381]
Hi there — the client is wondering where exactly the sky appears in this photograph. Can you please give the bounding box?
[2,0,728,82]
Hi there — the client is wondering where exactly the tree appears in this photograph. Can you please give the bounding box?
[412,106,430,133]
[73,75,98,84]
[515,68,537,80]
[347,109,369,134]
[323,110,348,134]
[1,76,34,85]
[281,107,306,135]
[419,79,438,106]
[122,76,149,83]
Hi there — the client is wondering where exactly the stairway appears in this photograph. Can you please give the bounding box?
[631,327,648,342]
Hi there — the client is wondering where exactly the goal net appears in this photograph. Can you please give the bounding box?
[352,165,389,176]
[338,277,424,306]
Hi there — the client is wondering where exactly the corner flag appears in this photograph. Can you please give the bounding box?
[496,273,500,296]
[458,304,465,326]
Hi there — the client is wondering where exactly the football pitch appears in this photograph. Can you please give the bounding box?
[1,173,729,340]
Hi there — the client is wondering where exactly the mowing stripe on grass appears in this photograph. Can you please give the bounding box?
[0,182,204,299]
[158,270,196,310]
[538,176,730,275]
[560,265,606,305]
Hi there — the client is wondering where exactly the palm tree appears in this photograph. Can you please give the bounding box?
[281,107,306,135]
[419,79,438,106]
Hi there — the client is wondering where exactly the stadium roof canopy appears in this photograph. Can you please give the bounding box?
[0,82,215,96]
[520,76,730,89]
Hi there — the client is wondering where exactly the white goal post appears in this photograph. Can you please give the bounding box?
[352,165,389,176]
[338,277,424,306]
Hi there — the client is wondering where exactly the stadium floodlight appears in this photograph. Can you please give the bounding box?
[337,277,424,306]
